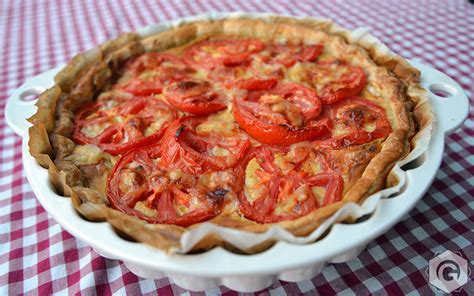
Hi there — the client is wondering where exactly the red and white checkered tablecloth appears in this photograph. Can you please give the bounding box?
[1,0,472,294]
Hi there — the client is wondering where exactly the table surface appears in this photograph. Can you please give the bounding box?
[1,0,473,294]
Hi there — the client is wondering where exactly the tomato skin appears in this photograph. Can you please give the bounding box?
[316,96,392,148]
[306,173,344,206]
[164,80,227,115]
[272,83,322,121]
[119,79,163,96]
[73,97,177,155]
[99,127,166,155]
[262,43,323,67]
[233,104,330,146]
[320,66,366,104]
[72,101,107,142]
[297,44,324,62]
[168,95,226,115]
[224,78,278,91]
[236,146,344,223]
[160,117,252,175]
[183,39,265,69]
[233,83,330,146]
[106,146,226,227]
[118,53,193,96]
[303,60,367,104]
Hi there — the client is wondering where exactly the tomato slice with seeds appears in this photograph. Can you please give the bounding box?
[183,39,265,69]
[303,60,366,104]
[160,117,252,175]
[233,83,330,145]
[107,146,233,227]
[117,53,194,96]
[73,95,176,155]
[163,80,227,115]
[260,43,323,67]
[316,96,392,148]
[237,145,344,223]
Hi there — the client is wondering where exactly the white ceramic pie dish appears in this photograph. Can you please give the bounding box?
[5,17,469,292]
[5,60,468,292]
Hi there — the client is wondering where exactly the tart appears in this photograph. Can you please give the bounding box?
[28,16,432,253]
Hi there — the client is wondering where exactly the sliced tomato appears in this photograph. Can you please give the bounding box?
[183,39,265,69]
[160,117,252,175]
[260,43,323,67]
[224,77,278,91]
[233,83,330,145]
[107,146,233,227]
[304,60,366,104]
[73,96,176,155]
[316,96,392,148]
[117,53,194,96]
[237,145,344,223]
[207,66,243,82]
[163,80,227,115]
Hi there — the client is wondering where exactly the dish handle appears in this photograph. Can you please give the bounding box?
[4,63,468,137]
[4,66,63,137]
[410,61,470,134]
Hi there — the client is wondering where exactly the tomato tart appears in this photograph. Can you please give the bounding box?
[28,16,432,253]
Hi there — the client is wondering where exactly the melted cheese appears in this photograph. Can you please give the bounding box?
[195,109,239,136]
[118,170,140,193]
[199,171,234,190]
[143,116,169,136]
[286,62,305,83]
[65,144,109,165]
[194,69,209,80]
[311,187,326,204]
[301,156,323,175]
[81,122,111,138]
[134,202,158,217]
[244,158,265,202]
[274,185,310,215]
[273,153,295,174]
[138,70,156,80]
[169,169,184,181]
[210,146,231,157]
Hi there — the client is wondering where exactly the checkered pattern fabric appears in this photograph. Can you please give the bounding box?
[1,0,472,294]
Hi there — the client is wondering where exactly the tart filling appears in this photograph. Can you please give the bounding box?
[28,17,432,253]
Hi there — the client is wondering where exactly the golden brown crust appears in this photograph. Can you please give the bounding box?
[28,16,433,254]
